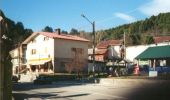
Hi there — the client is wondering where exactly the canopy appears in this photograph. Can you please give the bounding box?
[136,45,170,60]
[28,58,52,65]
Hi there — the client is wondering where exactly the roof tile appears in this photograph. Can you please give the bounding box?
[38,32,89,42]
[96,39,122,49]
[154,36,170,43]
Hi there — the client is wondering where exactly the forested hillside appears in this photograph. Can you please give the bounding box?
[1,10,170,47]
[101,13,170,46]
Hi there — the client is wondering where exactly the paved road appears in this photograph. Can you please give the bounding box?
[13,79,170,100]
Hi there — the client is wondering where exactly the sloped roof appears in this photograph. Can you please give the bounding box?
[39,32,89,42]
[23,32,89,44]
[154,36,170,43]
[95,49,107,55]
[96,39,122,49]
[136,45,170,60]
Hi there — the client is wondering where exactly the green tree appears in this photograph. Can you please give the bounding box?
[102,12,170,45]
[0,10,12,100]
[69,28,80,35]
[23,29,33,39]
[0,10,33,100]
[42,26,53,32]
[61,30,68,34]
[143,35,154,44]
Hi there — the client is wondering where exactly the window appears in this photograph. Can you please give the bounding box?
[44,37,49,41]
[71,48,76,52]
[71,48,84,54]
[31,49,36,55]
[31,39,36,43]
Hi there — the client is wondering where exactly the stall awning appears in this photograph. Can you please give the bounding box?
[135,45,170,60]
[28,58,52,65]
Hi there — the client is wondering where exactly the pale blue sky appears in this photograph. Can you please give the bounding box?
[1,0,170,32]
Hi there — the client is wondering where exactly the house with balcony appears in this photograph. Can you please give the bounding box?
[10,44,27,75]
[88,39,123,72]
[10,29,89,78]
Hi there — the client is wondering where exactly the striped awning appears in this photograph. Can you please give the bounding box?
[28,58,52,65]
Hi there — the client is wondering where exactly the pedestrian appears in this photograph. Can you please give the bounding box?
[109,67,113,76]
[134,64,139,75]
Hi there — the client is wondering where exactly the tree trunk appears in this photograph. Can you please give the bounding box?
[4,60,12,100]
[0,63,4,100]
[0,19,4,100]
[0,25,12,100]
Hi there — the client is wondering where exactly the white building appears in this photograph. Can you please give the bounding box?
[126,42,170,62]
[10,30,89,76]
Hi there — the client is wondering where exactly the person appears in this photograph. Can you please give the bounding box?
[113,66,119,77]
[109,67,113,76]
[134,64,139,75]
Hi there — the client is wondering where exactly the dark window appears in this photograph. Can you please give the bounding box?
[44,37,49,41]
[31,49,36,55]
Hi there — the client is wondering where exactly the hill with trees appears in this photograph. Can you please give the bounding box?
[100,12,170,46]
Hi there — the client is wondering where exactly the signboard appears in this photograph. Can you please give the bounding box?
[149,71,158,77]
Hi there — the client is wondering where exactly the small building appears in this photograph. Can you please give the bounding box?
[126,42,170,62]
[154,36,170,44]
[9,44,27,75]
[94,39,122,61]
[135,45,170,68]
[88,39,122,72]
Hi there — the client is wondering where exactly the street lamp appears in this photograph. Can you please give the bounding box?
[81,14,96,77]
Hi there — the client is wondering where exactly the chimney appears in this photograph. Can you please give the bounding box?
[55,28,61,35]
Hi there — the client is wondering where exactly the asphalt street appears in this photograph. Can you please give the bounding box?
[13,79,170,100]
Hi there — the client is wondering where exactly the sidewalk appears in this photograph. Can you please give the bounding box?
[97,78,170,87]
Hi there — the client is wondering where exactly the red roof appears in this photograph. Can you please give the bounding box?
[38,32,89,42]
[154,36,170,43]
[95,49,107,55]
[96,39,122,49]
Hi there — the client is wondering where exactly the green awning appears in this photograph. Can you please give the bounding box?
[135,45,170,60]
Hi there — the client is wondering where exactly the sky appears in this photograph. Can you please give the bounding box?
[1,0,170,32]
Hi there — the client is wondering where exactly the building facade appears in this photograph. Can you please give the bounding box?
[11,31,89,76]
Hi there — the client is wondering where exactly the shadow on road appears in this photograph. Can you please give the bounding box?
[13,91,90,100]
[13,80,93,91]
[13,80,93,100]
[13,79,170,100]
[122,80,170,100]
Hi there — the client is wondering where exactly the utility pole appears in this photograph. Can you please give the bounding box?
[18,43,21,76]
[92,21,96,76]
[123,32,126,59]
[81,14,96,77]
